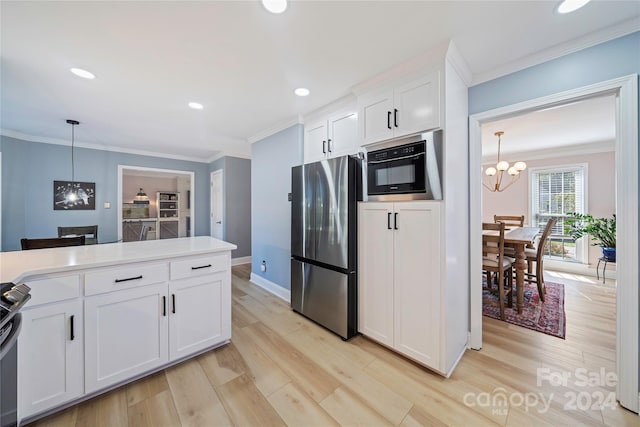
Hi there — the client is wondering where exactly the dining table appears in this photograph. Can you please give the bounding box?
[483,226,540,314]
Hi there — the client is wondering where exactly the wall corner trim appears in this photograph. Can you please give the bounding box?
[249,273,291,303]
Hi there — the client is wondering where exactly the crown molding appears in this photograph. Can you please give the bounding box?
[1,128,225,164]
[472,19,640,86]
[205,151,252,163]
[445,40,472,87]
[481,139,616,164]
[247,115,303,144]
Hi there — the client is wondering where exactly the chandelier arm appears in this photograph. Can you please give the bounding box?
[497,173,521,192]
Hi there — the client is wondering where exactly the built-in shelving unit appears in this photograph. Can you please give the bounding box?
[157,192,179,239]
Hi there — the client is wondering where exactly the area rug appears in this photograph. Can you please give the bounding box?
[483,280,566,339]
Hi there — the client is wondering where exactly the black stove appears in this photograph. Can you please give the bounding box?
[1,282,30,427]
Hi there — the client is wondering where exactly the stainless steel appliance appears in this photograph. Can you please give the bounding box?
[291,155,362,340]
[367,130,443,201]
[0,282,31,427]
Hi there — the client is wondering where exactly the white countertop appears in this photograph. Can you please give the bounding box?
[0,236,237,283]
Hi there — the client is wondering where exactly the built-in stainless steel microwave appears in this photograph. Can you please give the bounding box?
[366,130,443,201]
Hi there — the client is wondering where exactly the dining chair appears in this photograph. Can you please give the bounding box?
[482,222,514,320]
[21,236,86,250]
[58,225,98,245]
[494,215,525,228]
[523,217,558,302]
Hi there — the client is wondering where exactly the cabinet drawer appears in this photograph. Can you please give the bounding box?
[85,263,168,296]
[22,275,81,308]
[170,253,228,281]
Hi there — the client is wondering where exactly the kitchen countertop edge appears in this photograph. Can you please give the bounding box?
[0,236,237,283]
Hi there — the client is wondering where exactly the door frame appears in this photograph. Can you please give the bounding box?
[210,169,223,239]
[117,165,195,241]
[469,74,638,412]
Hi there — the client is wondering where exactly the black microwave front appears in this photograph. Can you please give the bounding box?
[366,130,443,201]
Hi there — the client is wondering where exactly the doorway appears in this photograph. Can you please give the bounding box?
[469,75,638,412]
[210,170,223,239]
[117,166,195,241]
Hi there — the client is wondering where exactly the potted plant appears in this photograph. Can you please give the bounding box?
[564,213,616,261]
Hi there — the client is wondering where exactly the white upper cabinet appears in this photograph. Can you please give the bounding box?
[359,71,441,145]
[304,107,358,163]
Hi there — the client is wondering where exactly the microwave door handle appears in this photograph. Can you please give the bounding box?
[367,152,425,164]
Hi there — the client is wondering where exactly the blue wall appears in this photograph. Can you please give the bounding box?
[251,124,303,290]
[469,32,640,113]
[0,136,211,251]
[210,156,252,258]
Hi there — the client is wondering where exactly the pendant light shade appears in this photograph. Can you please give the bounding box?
[134,188,150,204]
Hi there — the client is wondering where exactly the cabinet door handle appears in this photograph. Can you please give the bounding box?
[387,212,392,230]
[172,294,176,314]
[387,111,392,129]
[323,140,327,154]
[70,315,75,341]
[191,264,212,270]
[115,275,143,283]
[162,296,166,317]
[327,138,332,152]
[394,109,398,128]
[394,213,399,230]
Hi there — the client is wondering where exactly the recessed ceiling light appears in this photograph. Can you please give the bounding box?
[188,102,204,110]
[294,88,310,97]
[262,0,287,14]
[70,68,95,79]
[556,0,591,14]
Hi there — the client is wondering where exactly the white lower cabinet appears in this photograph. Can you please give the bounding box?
[84,283,169,393]
[358,201,442,370]
[19,299,84,419]
[18,251,232,422]
[169,272,230,360]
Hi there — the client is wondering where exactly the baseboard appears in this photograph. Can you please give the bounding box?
[249,273,291,303]
[232,256,251,266]
[545,260,617,280]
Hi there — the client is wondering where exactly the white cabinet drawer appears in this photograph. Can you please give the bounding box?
[170,253,228,281]
[22,275,81,308]
[85,263,168,296]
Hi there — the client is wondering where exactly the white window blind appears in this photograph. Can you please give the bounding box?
[531,165,586,262]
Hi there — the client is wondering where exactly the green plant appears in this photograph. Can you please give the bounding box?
[564,213,616,248]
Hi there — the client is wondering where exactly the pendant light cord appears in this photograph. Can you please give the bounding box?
[71,122,75,184]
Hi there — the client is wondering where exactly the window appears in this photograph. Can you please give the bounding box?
[530,164,587,262]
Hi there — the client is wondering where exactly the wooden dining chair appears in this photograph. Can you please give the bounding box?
[523,217,558,302]
[58,225,98,245]
[482,222,514,320]
[494,215,525,228]
[21,236,86,250]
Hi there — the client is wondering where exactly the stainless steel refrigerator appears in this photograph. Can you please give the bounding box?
[291,155,362,340]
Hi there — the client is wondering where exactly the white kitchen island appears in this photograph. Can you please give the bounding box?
[1,236,236,423]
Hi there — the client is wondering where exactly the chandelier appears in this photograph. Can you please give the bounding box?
[483,131,526,192]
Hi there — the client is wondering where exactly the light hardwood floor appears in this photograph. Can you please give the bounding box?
[27,265,638,426]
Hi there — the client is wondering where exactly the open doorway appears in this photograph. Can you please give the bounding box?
[117,166,195,241]
[469,75,638,412]
[210,170,223,239]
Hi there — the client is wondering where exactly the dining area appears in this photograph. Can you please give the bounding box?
[481,214,561,336]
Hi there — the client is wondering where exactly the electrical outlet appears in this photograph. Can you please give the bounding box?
[104,202,111,209]
[260,260,267,272]
[288,193,292,202]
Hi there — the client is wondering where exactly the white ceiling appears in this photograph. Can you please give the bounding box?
[1,1,638,162]
[481,94,617,162]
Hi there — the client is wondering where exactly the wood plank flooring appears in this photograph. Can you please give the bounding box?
[27,265,638,426]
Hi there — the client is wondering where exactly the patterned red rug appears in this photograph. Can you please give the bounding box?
[483,280,566,339]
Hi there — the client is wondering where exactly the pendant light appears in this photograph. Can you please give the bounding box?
[65,119,80,202]
[483,131,526,192]
[134,188,150,204]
